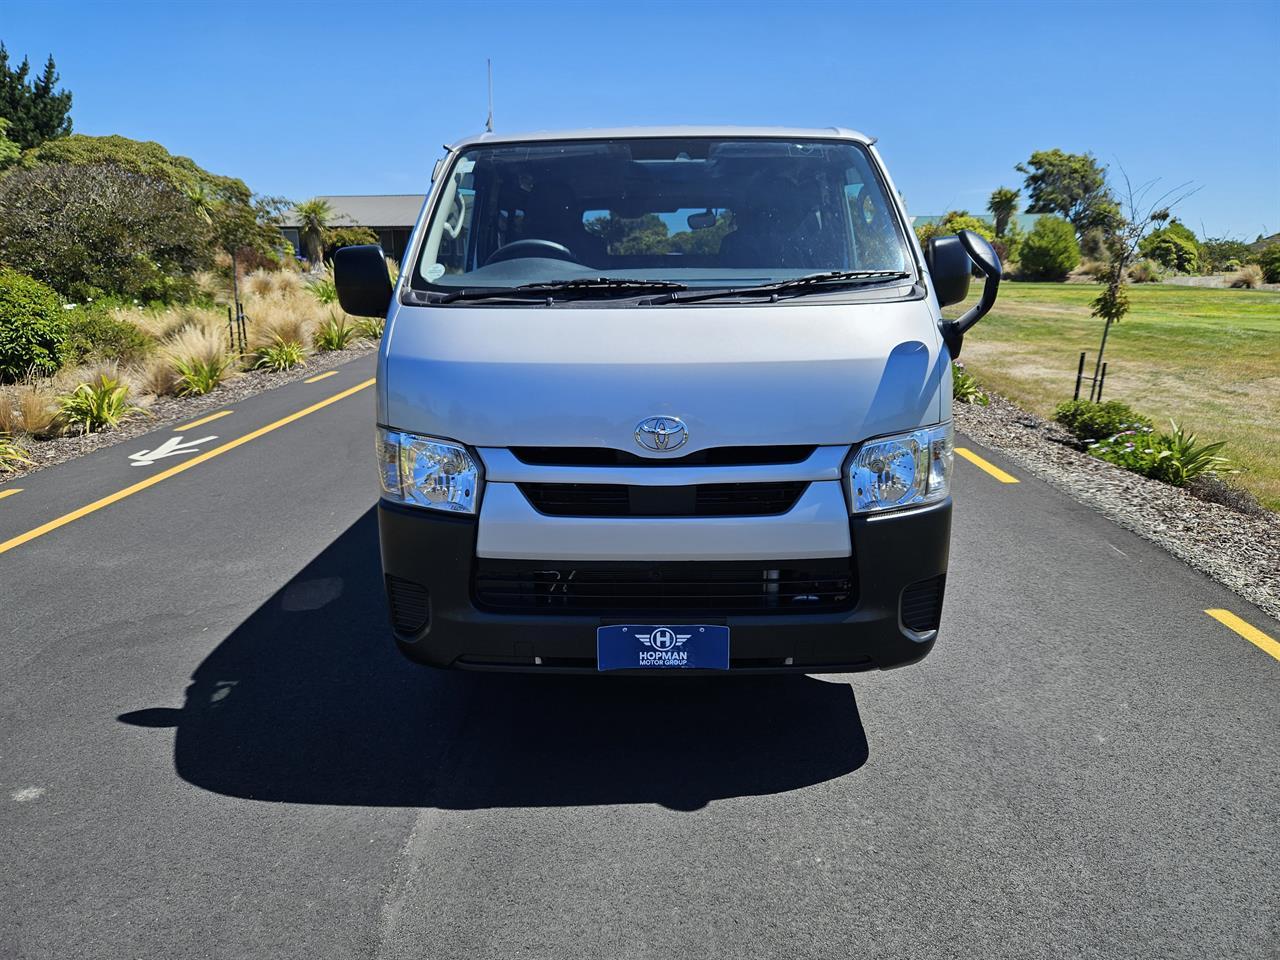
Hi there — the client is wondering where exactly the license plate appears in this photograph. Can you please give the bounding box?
[596,624,730,671]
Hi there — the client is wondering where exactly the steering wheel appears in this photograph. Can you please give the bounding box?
[484,239,578,266]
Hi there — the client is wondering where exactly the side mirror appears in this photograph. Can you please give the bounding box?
[334,245,393,318]
[925,235,972,308]
[932,229,1002,357]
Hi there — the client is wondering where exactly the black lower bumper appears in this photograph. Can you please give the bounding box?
[377,498,951,674]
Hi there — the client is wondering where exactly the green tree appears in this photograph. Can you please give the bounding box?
[17,134,285,265]
[915,210,994,249]
[0,44,72,150]
[0,163,213,302]
[1018,215,1080,280]
[987,187,1020,237]
[0,118,19,169]
[1257,245,1280,283]
[294,198,333,266]
[1016,149,1119,235]
[1138,219,1199,273]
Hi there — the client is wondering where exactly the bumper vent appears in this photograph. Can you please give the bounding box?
[385,575,430,635]
[517,481,808,518]
[474,559,855,615]
[900,575,946,632]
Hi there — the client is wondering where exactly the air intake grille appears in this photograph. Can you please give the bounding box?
[385,575,430,635]
[900,575,946,632]
[511,445,815,467]
[517,481,808,517]
[474,559,855,615]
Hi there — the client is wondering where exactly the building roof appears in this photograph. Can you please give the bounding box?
[447,125,875,150]
[281,194,426,229]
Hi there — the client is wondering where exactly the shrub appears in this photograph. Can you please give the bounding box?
[246,298,310,350]
[951,363,988,405]
[0,163,212,303]
[1,432,32,472]
[175,355,232,395]
[164,326,233,396]
[0,269,67,381]
[1150,421,1232,485]
[355,315,386,340]
[322,225,379,260]
[1256,244,1280,284]
[60,306,152,365]
[1230,264,1264,289]
[1088,421,1231,486]
[1140,228,1199,274]
[57,372,142,434]
[1078,259,1110,281]
[915,210,995,249]
[1018,215,1080,281]
[309,268,338,305]
[314,312,355,351]
[11,382,58,436]
[1128,260,1161,283]
[253,337,307,372]
[1054,399,1152,443]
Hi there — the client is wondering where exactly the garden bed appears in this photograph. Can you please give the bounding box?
[954,393,1280,622]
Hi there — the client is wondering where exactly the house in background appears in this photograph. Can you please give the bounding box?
[280,194,427,262]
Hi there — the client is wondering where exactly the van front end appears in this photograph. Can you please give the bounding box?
[336,126,1001,675]
[377,491,950,674]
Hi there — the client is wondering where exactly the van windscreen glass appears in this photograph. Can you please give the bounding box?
[412,137,912,294]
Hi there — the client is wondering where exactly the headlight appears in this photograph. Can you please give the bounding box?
[377,428,482,514]
[847,422,952,514]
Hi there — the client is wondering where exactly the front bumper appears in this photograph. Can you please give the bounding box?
[377,497,951,674]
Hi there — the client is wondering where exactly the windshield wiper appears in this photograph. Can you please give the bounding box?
[646,270,912,304]
[437,277,688,304]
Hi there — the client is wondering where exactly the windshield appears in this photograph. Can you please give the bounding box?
[411,137,912,294]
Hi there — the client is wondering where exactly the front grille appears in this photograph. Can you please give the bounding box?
[510,445,815,467]
[474,559,856,614]
[900,575,946,632]
[385,575,430,634]
[517,481,808,517]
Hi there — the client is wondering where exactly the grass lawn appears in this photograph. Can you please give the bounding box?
[951,282,1280,510]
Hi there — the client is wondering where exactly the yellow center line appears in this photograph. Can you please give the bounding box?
[955,447,1020,484]
[0,378,375,557]
[1205,609,1280,662]
[176,410,234,431]
[304,370,339,383]
[0,488,22,502]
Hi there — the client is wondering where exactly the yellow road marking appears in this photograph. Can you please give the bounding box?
[305,370,338,383]
[176,410,233,431]
[0,488,22,502]
[955,447,1020,484]
[0,378,375,557]
[1205,609,1280,662]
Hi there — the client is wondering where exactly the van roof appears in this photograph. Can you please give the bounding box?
[447,125,874,150]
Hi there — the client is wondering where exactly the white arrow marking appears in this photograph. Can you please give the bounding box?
[129,435,218,467]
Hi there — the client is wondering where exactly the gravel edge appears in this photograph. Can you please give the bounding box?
[1,343,376,484]
[954,394,1280,624]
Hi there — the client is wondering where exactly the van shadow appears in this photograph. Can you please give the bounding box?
[120,509,869,811]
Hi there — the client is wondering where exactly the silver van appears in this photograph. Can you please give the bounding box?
[335,126,1000,674]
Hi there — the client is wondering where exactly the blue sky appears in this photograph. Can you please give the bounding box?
[4,0,1278,239]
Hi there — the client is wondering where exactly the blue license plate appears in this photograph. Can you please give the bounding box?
[596,624,730,671]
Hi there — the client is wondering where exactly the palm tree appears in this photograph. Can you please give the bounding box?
[987,187,1020,238]
[294,198,333,268]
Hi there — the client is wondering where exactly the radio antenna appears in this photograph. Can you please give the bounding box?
[485,59,494,132]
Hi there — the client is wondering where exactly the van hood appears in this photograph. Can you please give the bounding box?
[380,300,947,451]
